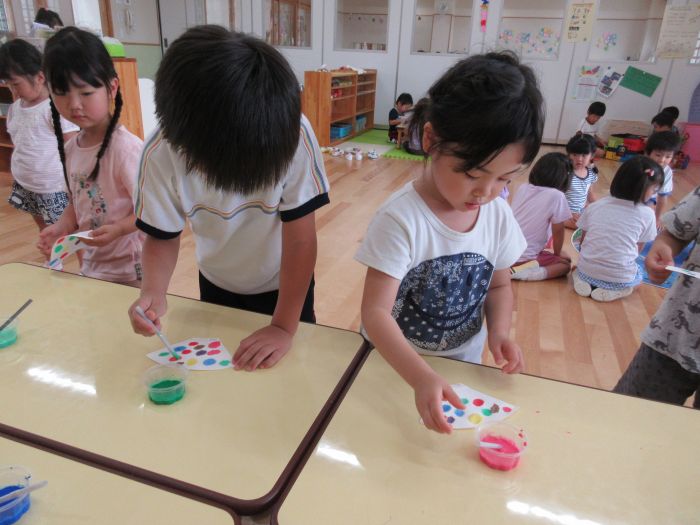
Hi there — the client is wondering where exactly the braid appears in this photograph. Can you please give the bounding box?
[88,88,123,181]
[50,98,69,191]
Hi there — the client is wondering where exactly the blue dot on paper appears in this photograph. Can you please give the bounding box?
[203,358,216,366]
[454,410,465,417]
[174,346,186,352]
[446,416,455,424]
[442,404,451,413]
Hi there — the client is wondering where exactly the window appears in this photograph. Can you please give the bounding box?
[335,0,388,51]
[412,0,472,54]
[265,0,312,48]
[0,1,11,32]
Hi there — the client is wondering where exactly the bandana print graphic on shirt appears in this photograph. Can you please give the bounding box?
[72,172,107,230]
[392,253,494,352]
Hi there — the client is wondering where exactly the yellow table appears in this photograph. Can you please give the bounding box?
[0,263,366,516]
[0,436,236,524]
[274,351,700,524]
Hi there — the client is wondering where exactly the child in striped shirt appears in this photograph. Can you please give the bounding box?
[564,134,598,229]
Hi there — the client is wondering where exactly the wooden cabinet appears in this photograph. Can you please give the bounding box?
[113,58,144,139]
[302,69,376,147]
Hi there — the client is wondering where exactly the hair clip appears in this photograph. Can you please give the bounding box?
[644,168,654,178]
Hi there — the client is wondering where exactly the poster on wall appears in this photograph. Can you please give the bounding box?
[565,3,594,43]
[597,67,624,99]
[573,65,602,101]
[656,4,700,59]
[619,67,662,98]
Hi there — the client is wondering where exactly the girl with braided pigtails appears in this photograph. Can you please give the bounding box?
[37,27,145,285]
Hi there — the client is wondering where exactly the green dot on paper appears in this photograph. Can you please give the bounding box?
[158,351,169,357]
[219,360,230,367]
[482,408,492,416]
[461,398,469,404]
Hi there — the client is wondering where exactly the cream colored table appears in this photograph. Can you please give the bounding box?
[0,263,367,516]
[274,351,700,524]
[0,436,237,524]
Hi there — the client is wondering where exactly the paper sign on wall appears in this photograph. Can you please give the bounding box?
[656,4,700,59]
[573,65,601,101]
[597,68,623,99]
[619,67,662,98]
[566,2,594,43]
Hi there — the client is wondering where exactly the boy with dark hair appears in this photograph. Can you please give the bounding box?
[645,131,682,226]
[129,26,330,372]
[388,92,413,143]
[577,101,606,149]
[652,111,675,132]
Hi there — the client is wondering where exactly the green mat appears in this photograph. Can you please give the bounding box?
[350,128,391,145]
[383,147,425,161]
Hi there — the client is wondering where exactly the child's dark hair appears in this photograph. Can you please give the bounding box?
[566,134,596,155]
[407,97,428,151]
[661,106,679,121]
[609,156,664,204]
[645,131,681,155]
[35,8,63,28]
[588,101,606,117]
[651,111,674,128]
[412,51,543,171]
[155,25,300,194]
[43,27,122,183]
[396,92,413,106]
[0,39,42,80]
[528,152,572,193]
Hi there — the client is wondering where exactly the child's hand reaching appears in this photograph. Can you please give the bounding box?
[233,324,293,371]
[414,372,465,434]
[129,294,168,335]
[645,239,674,283]
[489,336,525,374]
[37,223,69,258]
[81,224,122,247]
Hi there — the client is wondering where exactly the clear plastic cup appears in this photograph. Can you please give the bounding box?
[0,319,18,349]
[0,466,31,525]
[476,422,527,471]
[144,364,188,405]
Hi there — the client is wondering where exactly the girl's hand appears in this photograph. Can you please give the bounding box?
[645,241,674,284]
[37,223,69,258]
[233,324,293,371]
[489,336,525,374]
[81,224,122,247]
[128,294,168,335]
[414,372,465,434]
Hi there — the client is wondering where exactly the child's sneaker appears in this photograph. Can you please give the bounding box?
[344,152,353,160]
[367,149,379,160]
[591,287,633,302]
[572,271,592,297]
[331,148,342,157]
[355,151,363,160]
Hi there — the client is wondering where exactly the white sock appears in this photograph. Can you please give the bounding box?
[511,267,548,281]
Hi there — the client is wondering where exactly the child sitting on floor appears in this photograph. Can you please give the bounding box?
[564,134,598,229]
[510,152,573,281]
[388,92,413,143]
[576,101,606,149]
[645,131,681,228]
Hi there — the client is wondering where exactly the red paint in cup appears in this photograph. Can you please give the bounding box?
[476,423,527,471]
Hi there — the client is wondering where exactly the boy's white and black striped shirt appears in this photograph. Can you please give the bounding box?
[565,167,598,214]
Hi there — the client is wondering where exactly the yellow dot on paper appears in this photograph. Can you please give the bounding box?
[468,413,482,424]
[186,358,197,366]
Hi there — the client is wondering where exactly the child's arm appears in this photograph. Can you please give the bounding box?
[655,194,668,228]
[586,185,597,204]
[361,267,464,434]
[232,212,317,371]
[128,235,180,333]
[551,221,566,255]
[37,203,78,258]
[81,213,138,247]
[484,269,524,374]
[644,229,687,283]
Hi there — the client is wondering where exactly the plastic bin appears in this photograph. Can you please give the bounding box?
[610,133,645,153]
[355,115,367,133]
[330,123,352,139]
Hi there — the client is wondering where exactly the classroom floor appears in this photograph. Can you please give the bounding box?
[1,144,698,392]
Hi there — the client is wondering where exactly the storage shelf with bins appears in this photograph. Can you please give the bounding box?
[0,84,13,175]
[302,68,377,146]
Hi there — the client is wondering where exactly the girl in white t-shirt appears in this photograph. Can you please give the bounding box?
[573,156,662,302]
[37,28,144,285]
[356,52,544,434]
[0,39,78,230]
[510,152,573,281]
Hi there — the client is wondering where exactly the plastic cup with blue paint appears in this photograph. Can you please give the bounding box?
[144,364,188,405]
[0,466,32,525]
[0,318,18,349]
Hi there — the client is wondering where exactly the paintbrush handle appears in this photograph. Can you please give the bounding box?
[134,306,179,359]
[0,480,47,505]
[0,299,32,333]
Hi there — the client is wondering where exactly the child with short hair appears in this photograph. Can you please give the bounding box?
[388,92,413,143]
[37,27,144,285]
[645,131,682,226]
[564,134,598,228]
[651,111,675,133]
[357,52,543,434]
[577,101,606,148]
[613,186,700,408]
[573,156,662,302]
[0,39,78,231]
[510,152,573,281]
[128,26,329,372]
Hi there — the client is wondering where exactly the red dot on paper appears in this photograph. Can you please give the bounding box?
[168,357,178,362]
[208,341,221,348]
[503,406,512,412]
[188,341,198,346]
[207,349,221,355]
[182,349,191,355]
[473,398,484,407]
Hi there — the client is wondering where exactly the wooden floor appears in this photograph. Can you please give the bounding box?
[1,146,698,392]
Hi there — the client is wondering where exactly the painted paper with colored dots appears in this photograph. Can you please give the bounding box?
[147,338,233,370]
[48,231,93,270]
[442,384,517,429]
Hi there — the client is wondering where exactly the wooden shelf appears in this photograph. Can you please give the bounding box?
[357,81,375,86]
[331,113,354,124]
[331,94,355,102]
[357,90,375,96]
[0,142,13,148]
[356,107,374,115]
